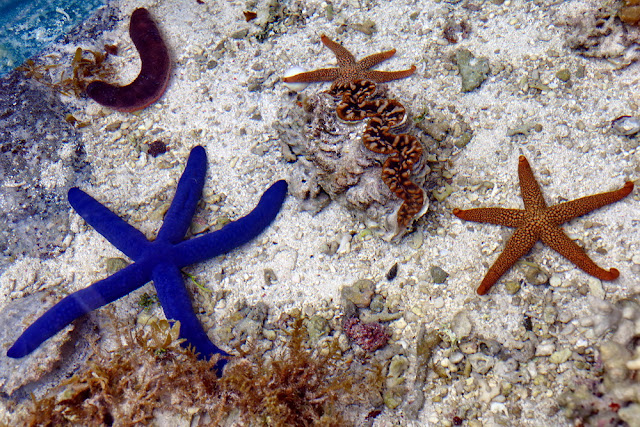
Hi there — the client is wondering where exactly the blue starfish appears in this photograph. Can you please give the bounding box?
[7,145,287,375]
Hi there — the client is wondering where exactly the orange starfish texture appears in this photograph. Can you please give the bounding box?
[282,34,416,88]
[453,156,634,295]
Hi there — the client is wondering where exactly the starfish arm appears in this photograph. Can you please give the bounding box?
[282,68,340,83]
[364,67,417,83]
[358,49,397,69]
[68,188,149,261]
[157,146,207,244]
[546,181,634,225]
[453,207,526,228]
[152,263,228,374]
[518,156,547,210]
[174,180,288,267]
[541,226,620,281]
[7,262,152,358]
[477,225,539,295]
[320,34,356,67]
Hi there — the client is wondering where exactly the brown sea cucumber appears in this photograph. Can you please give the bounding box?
[86,8,170,112]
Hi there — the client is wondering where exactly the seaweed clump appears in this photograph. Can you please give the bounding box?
[212,316,384,426]
[17,46,117,99]
[12,311,383,426]
[15,316,220,425]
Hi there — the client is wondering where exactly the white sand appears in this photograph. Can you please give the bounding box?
[1,0,639,425]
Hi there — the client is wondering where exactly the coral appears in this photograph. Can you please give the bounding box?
[561,2,640,68]
[343,317,390,352]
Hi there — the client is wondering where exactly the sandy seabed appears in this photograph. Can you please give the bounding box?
[1,0,639,425]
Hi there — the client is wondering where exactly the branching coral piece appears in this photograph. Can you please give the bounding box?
[7,146,288,376]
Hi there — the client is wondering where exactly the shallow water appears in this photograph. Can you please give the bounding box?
[0,0,105,75]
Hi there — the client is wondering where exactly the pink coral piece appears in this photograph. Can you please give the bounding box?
[343,317,390,352]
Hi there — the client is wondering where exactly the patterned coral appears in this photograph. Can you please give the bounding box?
[343,317,390,352]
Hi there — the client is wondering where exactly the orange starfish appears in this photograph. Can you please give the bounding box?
[282,34,416,89]
[453,156,634,295]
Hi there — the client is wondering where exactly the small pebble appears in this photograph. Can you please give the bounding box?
[549,274,562,287]
[587,277,605,299]
[504,280,521,294]
[555,68,570,82]
[450,351,464,364]
[535,342,555,357]
[386,262,399,281]
[430,266,449,284]
[549,348,572,364]
[341,279,375,308]
[105,257,128,274]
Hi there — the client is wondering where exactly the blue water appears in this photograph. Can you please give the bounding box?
[0,0,105,76]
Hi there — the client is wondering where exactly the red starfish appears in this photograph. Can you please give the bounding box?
[282,34,416,89]
[453,156,634,295]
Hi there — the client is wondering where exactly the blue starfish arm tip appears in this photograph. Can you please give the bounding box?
[152,262,229,376]
[68,187,149,260]
[152,264,229,355]
[174,179,288,266]
[157,145,207,243]
[7,263,152,358]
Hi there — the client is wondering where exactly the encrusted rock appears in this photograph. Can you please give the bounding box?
[455,48,489,92]
[600,341,632,385]
[343,317,390,351]
[341,279,375,308]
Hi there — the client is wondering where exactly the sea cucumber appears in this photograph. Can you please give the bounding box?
[86,8,171,112]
